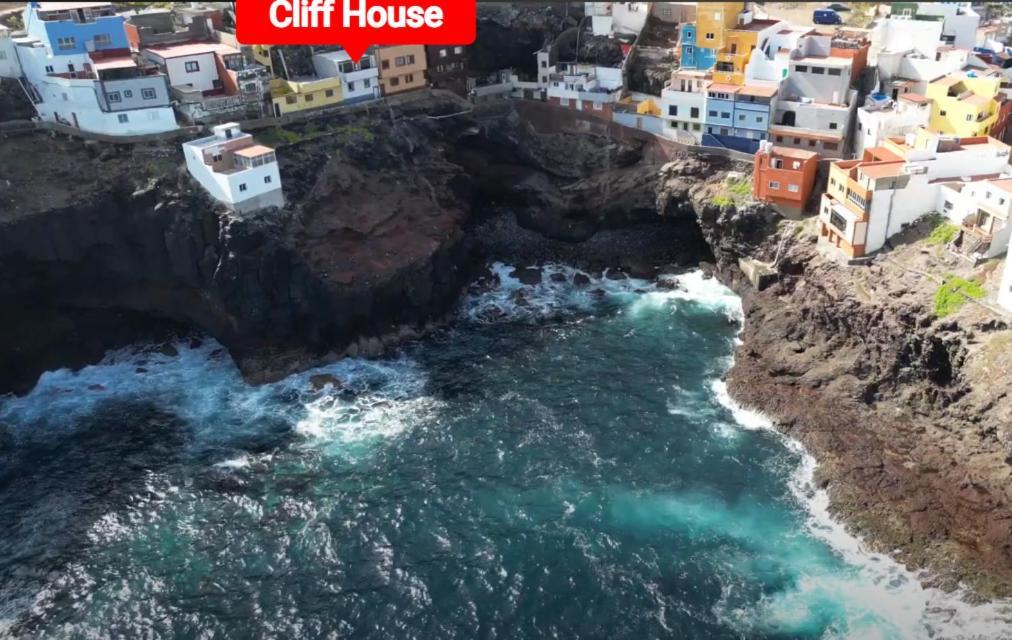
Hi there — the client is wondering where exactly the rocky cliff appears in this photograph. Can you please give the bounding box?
[659,165,1012,598]
[0,93,706,394]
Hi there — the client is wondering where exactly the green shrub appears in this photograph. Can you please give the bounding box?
[934,276,985,317]
[924,214,960,246]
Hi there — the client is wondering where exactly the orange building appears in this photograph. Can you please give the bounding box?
[376,45,428,96]
[753,143,819,210]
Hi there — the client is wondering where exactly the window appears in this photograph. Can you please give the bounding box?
[45,65,54,73]
[382,60,390,70]
[347,82,355,92]
[830,210,848,232]
[364,79,371,88]
[720,127,729,135]
[391,77,400,86]
[325,89,334,98]
[57,37,75,50]
[708,110,717,117]
[690,107,699,119]
[108,91,121,103]
[721,112,730,118]
[541,60,547,68]
[829,122,838,130]
[286,96,297,104]
[808,139,817,147]
[593,102,603,111]
[830,178,837,187]
[185,60,200,73]
[739,114,746,121]
[439,49,448,58]
[212,153,223,163]
[769,181,780,190]
[93,34,111,47]
[1001,198,1007,205]
[967,114,974,122]
[943,200,953,211]
[776,135,784,142]
[141,88,156,100]
[669,105,678,116]
[117,113,128,123]
[0,51,5,61]
[455,47,464,54]
[940,110,947,116]
[795,65,808,72]
[304,93,314,102]
[705,32,714,40]
[407,54,415,65]
[692,123,701,131]
[792,161,801,170]
[239,183,248,193]
[61,92,68,101]
[772,158,784,169]
[265,176,272,184]
[788,184,800,193]
[123,90,132,98]
[811,66,825,75]
[828,68,842,76]
[793,137,801,144]
[406,74,414,83]
[756,116,763,123]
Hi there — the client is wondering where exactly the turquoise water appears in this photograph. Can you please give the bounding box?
[0,265,1009,639]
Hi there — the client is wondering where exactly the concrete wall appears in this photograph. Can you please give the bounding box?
[0,30,19,78]
[98,74,171,111]
[999,255,1012,312]
[784,61,851,104]
[161,52,219,92]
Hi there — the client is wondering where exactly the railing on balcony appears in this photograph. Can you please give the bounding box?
[846,189,868,210]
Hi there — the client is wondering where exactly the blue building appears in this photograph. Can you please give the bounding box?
[679,23,717,70]
[702,83,778,154]
[24,2,129,57]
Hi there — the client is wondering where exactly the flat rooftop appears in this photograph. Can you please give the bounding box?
[234,144,275,158]
[185,131,253,150]
[144,41,240,59]
[36,2,112,11]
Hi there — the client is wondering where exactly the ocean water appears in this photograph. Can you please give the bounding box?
[1,264,1011,639]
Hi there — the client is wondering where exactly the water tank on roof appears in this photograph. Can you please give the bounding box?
[967,71,978,77]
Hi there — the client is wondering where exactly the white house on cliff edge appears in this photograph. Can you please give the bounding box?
[183,123,284,214]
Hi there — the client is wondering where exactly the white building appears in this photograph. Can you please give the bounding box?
[312,49,380,104]
[15,36,177,135]
[585,2,613,37]
[546,62,624,111]
[820,130,1012,258]
[910,2,980,50]
[855,93,932,157]
[870,17,944,62]
[876,46,972,94]
[584,2,648,38]
[999,254,1012,312]
[660,69,710,143]
[183,123,284,214]
[0,25,21,78]
[937,177,1012,259]
[612,2,649,37]
[745,26,818,86]
[771,46,858,157]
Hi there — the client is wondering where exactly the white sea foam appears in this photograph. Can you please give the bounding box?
[0,340,433,460]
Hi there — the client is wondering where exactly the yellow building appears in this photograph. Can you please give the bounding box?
[269,77,344,117]
[925,73,1001,137]
[251,45,346,116]
[695,2,744,51]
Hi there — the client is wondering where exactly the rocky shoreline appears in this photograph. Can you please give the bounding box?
[2,94,1012,600]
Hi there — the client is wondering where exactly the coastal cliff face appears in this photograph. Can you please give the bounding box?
[672,170,1012,597]
[0,94,705,394]
[5,93,1012,599]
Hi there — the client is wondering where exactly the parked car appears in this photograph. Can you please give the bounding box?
[813,8,843,25]
[827,3,850,11]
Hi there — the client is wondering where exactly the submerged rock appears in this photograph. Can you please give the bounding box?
[309,374,343,392]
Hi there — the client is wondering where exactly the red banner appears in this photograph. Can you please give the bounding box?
[237,0,476,60]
